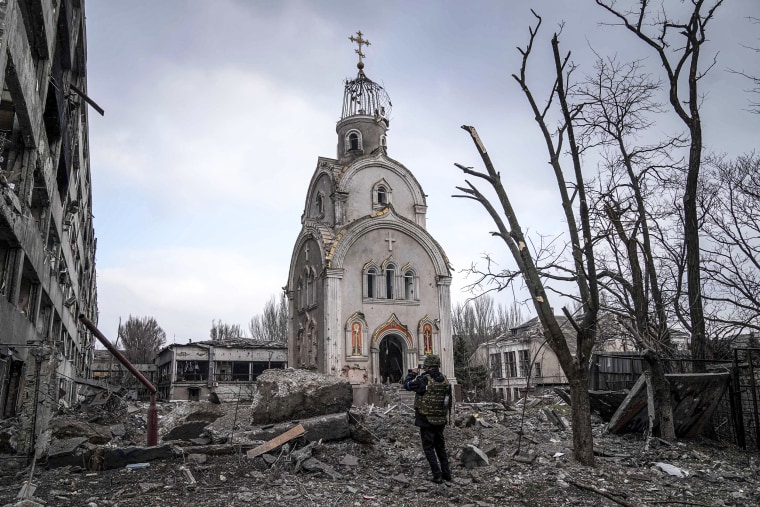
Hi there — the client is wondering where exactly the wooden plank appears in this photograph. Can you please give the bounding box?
[246,424,305,459]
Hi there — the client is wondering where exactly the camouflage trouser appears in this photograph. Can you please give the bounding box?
[420,425,450,477]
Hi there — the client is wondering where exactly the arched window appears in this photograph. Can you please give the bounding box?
[372,180,392,209]
[297,277,303,310]
[315,192,324,217]
[349,132,359,151]
[365,267,377,299]
[385,264,396,299]
[404,270,415,300]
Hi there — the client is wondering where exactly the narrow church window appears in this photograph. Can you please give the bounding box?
[404,270,415,300]
[315,193,324,217]
[349,132,359,151]
[366,267,377,298]
[385,264,395,299]
[297,278,303,310]
[377,186,387,205]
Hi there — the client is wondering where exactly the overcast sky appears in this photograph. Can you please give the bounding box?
[84,0,759,344]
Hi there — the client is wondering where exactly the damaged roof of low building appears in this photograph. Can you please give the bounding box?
[158,338,288,354]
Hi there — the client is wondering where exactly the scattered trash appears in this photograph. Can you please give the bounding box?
[654,462,689,478]
[125,463,150,470]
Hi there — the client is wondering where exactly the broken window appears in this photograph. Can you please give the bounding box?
[533,361,542,378]
[518,349,530,377]
[489,353,503,378]
[176,361,208,381]
[505,351,517,377]
[346,130,362,152]
[372,180,392,210]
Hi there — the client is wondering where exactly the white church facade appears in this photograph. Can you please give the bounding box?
[286,32,453,387]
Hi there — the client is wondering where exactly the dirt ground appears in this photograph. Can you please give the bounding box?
[1,389,759,507]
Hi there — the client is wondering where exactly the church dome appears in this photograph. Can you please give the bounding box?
[337,31,392,162]
[341,69,392,124]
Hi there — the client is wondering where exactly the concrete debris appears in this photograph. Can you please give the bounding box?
[0,383,758,505]
[250,368,353,424]
[339,453,359,466]
[179,465,196,485]
[460,444,490,469]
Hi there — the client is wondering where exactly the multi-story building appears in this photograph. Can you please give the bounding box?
[0,0,98,456]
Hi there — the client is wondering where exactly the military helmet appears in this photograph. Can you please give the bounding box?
[423,354,441,368]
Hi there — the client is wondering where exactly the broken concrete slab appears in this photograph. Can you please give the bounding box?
[608,372,730,437]
[99,444,177,470]
[243,412,350,444]
[250,369,353,425]
[339,454,359,466]
[46,437,91,468]
[300,457,341,479]
[460,444,489,469]
[162,421,208,441]
[49,418,112,445]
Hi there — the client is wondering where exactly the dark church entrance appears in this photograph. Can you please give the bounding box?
[379,334,405,384]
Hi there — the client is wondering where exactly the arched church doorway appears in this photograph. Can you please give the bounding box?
[379,334,405,384]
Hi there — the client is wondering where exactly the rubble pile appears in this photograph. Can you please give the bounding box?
[0,374,758,506]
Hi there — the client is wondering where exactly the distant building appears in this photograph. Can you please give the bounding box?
[90,349,156,400]
[155,339,287,401]
[473,316,576,402]
[0,0,99,455]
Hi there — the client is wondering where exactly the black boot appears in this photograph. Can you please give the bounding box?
[432,473,443,484]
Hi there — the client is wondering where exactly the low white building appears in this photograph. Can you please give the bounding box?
[155,339,287,402]
[473,316,575,402]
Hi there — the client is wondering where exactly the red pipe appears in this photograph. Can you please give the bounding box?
[78,314,158,446]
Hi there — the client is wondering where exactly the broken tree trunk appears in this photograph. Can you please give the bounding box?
[644,371,656,451]
[643,349,675,441]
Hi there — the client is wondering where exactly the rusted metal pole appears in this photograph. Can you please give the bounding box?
[78,314,158,446]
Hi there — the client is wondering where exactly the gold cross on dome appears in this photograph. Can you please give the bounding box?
[349,31,371,64]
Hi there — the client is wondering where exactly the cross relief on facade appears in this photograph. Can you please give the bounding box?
[385,231,395,251]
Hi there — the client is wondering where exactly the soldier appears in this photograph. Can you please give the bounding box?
[403,354,452,483]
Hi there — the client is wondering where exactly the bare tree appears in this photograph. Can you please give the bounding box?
[575,55,679,440]
[119,315,166,364]
[729,16,760,113]
[701,154,760,338]
[455,14,599,465]
[596,0,725,370]
[249,293,288,343]
[210,320,246,341]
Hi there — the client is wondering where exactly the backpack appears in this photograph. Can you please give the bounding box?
[415,374,452,425]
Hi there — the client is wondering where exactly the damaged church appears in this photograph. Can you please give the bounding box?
[287,32,454,396]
